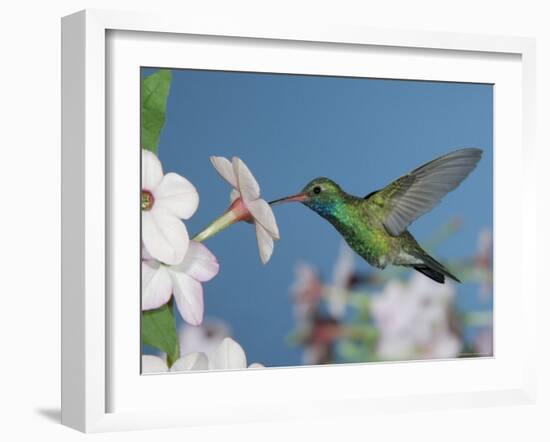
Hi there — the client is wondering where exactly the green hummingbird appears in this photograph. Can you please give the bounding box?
[271,148,483,284]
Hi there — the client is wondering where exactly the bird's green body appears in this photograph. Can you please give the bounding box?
[272,148,483,283]
[302,180,426,270]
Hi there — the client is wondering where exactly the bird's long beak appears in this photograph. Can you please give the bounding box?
[269,192,308,206]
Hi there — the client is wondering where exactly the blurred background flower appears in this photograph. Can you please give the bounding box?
[370,273,461,360]
[179,319,231,360]
[178,319,265,368]
[287,222,493,365]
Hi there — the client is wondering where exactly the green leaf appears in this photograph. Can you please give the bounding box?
[141,69,172,154]
[141,301,180,366]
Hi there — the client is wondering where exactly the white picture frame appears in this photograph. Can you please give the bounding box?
[61,9,537,433]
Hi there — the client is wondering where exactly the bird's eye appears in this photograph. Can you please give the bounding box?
[313,186,322,194]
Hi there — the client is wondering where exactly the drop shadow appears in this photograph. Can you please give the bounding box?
[35,407,61,423]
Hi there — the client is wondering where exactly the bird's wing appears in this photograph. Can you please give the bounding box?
[366,148,483,236]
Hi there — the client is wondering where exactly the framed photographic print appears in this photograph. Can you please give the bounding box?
[61,9,537,432]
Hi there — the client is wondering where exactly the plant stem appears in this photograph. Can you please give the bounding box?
[192,210,238,243]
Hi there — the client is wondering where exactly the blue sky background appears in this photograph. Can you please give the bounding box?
[142,68,493,367]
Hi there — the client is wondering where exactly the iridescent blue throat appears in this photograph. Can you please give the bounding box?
[305,199,340,220]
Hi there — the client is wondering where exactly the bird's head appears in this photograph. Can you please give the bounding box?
[270,177,345,216]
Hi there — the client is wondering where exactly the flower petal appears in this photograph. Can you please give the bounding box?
[210,156,238,188]
[141,243,154,261]
[247,198,279,239]
[142,208,189,265]
[142,260,173,310]
[154,173,199,219]
[170,269,204,326]
[230,189,240,204]
[255,223,274,264]
[232,157,260,201]
[173,241,219,282]
[171,352,209,371]
[142,355,169,373]
[210,337,247,370]
[142,149,164,190]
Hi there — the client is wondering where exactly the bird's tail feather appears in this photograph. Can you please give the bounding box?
[411,250,460,284]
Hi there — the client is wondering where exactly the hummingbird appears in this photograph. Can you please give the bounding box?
[271,148,483,284]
